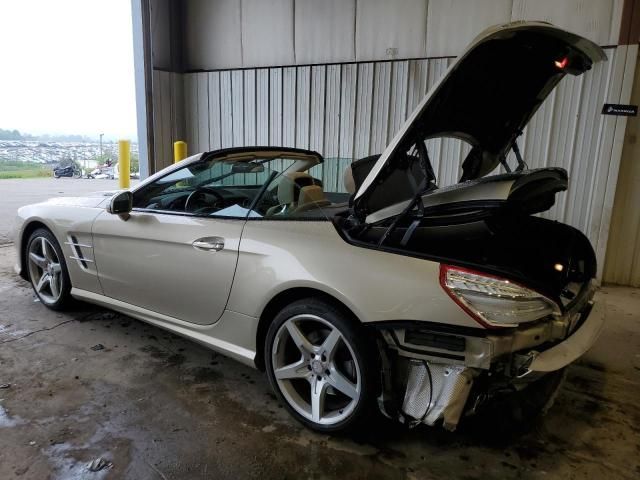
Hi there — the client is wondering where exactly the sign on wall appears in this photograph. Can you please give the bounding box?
[601,104,638,116]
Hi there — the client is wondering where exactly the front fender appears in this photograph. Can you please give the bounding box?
[12,206,60,279]
[12,204,105,294]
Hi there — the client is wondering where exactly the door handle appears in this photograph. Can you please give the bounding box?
[192,237,225,251]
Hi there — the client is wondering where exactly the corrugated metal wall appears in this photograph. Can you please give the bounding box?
[175,59,455,188]
[604,49,640,287]
[151,70,184,173]
[181,0,624,70]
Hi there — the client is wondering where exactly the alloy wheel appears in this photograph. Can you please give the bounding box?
[28,236,64,305]
[271,314,361,426]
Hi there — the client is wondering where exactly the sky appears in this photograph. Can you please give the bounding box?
[0,0,137,141]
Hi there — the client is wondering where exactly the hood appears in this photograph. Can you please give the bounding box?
[40,190,119,208]
[353,22,606,222]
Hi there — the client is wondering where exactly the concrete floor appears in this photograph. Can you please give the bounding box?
[0,179,639,479]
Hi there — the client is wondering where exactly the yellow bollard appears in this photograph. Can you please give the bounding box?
[118,140,131,189]
[174,141,187,163]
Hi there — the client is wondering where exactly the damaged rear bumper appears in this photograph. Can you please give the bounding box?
[375,293,602,430]
[526,300,604,374]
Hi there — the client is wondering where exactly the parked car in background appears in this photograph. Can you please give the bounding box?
[13,22,606,434]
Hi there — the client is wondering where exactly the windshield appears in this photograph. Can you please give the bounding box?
[133,156,298,217]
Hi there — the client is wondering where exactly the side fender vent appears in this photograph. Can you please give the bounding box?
[65,235,94,269]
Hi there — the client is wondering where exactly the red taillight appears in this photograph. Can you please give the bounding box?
[439,265,499,329]
[439,264,560,329]
[554,57,569,69]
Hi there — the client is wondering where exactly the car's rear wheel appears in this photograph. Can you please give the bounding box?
[26,228,72,310]
[265,298,378,433]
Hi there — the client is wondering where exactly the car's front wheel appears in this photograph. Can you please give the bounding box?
[265,298,378,433]
[26,228,72,310]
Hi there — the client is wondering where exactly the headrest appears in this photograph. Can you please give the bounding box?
[277,172,314,204]
[298,185,326,205]
[343,164,355,194]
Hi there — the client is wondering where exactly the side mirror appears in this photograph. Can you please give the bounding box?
[108,191,133,218]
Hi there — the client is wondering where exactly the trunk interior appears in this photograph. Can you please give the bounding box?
[337,214,596,310]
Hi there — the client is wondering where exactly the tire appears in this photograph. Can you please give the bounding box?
[25,228,73,311]
[265,297,379,433]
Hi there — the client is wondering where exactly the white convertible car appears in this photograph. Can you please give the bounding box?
[14,23,605,433]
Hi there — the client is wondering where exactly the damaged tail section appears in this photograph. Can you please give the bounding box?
[374,278,599,431]
[401,361,476,430]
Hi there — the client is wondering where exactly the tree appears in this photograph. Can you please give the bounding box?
[129,153,139,173]
[95,145,117,167]
[0,128,24,140]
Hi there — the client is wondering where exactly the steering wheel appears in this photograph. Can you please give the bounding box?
[184,186,226,213]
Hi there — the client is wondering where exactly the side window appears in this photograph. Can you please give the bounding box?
[132,158,295,218]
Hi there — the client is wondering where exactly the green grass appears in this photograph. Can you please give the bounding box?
[0,161,52,179]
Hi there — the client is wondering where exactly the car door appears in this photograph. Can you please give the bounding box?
[92,210,243,325]
[91,154,272,326]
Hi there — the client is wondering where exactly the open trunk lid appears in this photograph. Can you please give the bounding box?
[352,22,606,224]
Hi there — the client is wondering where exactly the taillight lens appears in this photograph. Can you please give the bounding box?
[440,265,560,328]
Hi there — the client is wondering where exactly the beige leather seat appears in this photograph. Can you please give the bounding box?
[343,164,356,194]
[266,172,315,216]
[293,185,332,214]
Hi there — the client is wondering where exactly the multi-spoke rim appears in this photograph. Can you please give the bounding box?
[27,236,63,304]
[272,314,361,426]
